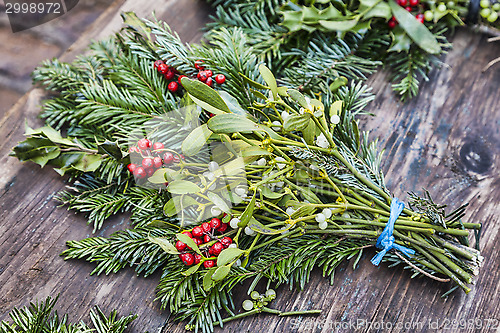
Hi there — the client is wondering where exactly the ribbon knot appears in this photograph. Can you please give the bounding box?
[371,198,415,266]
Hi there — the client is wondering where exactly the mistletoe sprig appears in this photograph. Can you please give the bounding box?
[10,13,482,333]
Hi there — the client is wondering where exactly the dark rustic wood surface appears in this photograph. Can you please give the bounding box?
[0,1,499,332]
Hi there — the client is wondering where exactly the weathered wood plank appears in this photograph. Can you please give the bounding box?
[1,3,499,333]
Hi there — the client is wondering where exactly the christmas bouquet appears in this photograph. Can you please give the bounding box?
[206,0,500,100]
[11,13,482,333]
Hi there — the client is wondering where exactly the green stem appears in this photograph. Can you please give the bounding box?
[262,307,322,316]
[213,309,260,326]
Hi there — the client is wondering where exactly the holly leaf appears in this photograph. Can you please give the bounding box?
[97,140,123,160]
[389,0,441,54]
[318,18,359,31]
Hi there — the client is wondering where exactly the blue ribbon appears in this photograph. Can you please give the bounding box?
[371,198,415,266]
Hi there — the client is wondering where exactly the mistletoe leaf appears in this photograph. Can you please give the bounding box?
[163,195,198,217]
[286,89,309,109]
[73,154,102,172]
[182,263,202,276]
[283,113,312,132]
[212,265,231,281]
[238,192,256,227]
[258,64,277,98]
[167,180,201,194]
[207,192,231,214]
[389,0,441,54]
[182,124,213,156]
[177,233,201,255]
[217,248,244,267]
[149,237,179,255]
[181,77,230,114]
[203,267,217,291]
[207,113,261,134]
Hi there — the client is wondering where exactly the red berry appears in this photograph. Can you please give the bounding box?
[147,168,155,177]
[205,70,213,77]
[180,253,195,266]
[197,71,208,82]
[168,81,179,93]
[217,223,228,233]
[210,218,222,230]
[220,236,232,248]
[127,164,137,173]
[206,77,214,87]
[138,138,151,150]
[201,222,211,233]
[194,237,203,246]
[178,75,187,84]
[410,0,419,5]
[194,60,204,70]
[194,254,202,264]
[416,13,424,22]
[175,241,187,251]
[192,226,203,238]
[164,69,175,80]
[153,157,163,169]
[398,0,408,5]
[203,260,215,268]
[405,6,412,11]
[142,157,153,169]
[203,234,212,243]
[182,231,193,238]
[152,142,164,151]
[154,60,164,69]
[133,167,146,179]
[173,154,185,163]
[214,74,226,84]
[208,113,215,118]
[128,146,140,153]
[158,63,169,74]
[163,152,174,165]
[211,242,224,256]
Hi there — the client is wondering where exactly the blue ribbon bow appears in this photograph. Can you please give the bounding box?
[371,198,415,266]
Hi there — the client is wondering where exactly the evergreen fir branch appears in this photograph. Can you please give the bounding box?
[388,28,450,101]
[194,27,262,108]
[62,227,172,277]
[32,59,87,94]
[0,296,136,333]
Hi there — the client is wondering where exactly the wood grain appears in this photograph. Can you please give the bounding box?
[1,2,499,332]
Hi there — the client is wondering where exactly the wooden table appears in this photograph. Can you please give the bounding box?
[1,1,499,332]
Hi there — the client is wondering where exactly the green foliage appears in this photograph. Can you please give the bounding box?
[0,296,136,333]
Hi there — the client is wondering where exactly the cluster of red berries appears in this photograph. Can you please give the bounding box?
[127,138,184,179]
[154,60,183,93]
[177,217,231,268]
[153,59,227,93]
[194,60,226,87]
[388,0,424,28]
